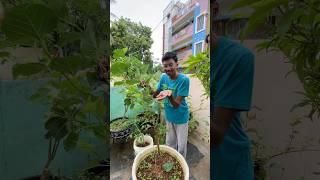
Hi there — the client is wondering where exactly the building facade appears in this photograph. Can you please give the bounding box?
[163,0,209,70]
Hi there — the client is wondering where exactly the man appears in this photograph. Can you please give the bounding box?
[152,51,190,159]
[211,1,255,179]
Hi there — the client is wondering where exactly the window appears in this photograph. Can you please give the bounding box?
[196,14,206,32]
[194,41,204,55]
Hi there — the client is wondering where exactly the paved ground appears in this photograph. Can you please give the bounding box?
[110,76,210,180]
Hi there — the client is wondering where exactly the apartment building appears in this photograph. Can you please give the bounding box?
[163,0,209,71]
[213,0,277,39]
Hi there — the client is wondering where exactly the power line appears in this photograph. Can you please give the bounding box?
[151,15,167,33]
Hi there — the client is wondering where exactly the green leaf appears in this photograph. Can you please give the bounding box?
[2,4,59,43]
[256,40,273,52]
[114,81,125,86]
[59,32,81,46]
[45,116,69,139]
[63,131,79,152]
[162,162,173,172]
[46,0,68,18]
[290,100,310,112]
[126,79,139,85]
[80,19,97,56]
[82,97,105,116]
[12,63,46,79]
[113,48,128,59]
[111,61,129,76]
[49,56,93,74]
[277,9,303,36]
[91,124,107,140]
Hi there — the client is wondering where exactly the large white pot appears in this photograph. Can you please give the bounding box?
[133,135,154,156]
[132,145,189,180]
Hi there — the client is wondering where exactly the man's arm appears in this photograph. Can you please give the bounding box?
[167,95,184,108]
[212,107,237,147]
[166,77,189,108]
[152,90,161,98]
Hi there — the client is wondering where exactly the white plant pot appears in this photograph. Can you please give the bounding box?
[132,145,189,180]
[133,135,154,156]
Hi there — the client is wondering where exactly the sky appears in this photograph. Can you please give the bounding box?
[111,0,188,64]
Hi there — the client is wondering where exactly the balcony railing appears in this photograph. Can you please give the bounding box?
[177,49,192,62]
[172,24,193,45]
[172,1,196,24]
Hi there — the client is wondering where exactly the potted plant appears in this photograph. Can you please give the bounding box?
[132,132,154,156]
[111,49,159,146]
[110,92,134,142]
[131,111,189,180]
[128,116,154,156]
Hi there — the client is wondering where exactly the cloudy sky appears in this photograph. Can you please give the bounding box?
[111,0,189,64]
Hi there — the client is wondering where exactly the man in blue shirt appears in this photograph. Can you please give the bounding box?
[152,51,190,159]
[211,0,255,179]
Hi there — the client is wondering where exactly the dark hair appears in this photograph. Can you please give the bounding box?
[162,51,178,62]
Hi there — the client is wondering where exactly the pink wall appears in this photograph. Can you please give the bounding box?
[198,0,209,13]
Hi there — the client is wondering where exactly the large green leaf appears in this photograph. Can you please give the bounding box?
[2,4,59,43]
[49,56,93,74]
[80,20,97,57]
[45,116,69,139]
[111,61,129,76]
[12,62,46,79]
[112,48,128,59]
[91,124,107,140]
[46,0,68,18]
[82,97,105,117]
[277,9,304,36]
[58,32,82,47]
[63,131,79,152]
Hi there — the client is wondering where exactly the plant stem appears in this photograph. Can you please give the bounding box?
[41,138,53,180]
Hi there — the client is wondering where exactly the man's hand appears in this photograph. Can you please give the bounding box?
[156,90,172,101]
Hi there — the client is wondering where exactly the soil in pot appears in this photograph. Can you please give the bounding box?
[136,151,184,180]
[136,141,150,147]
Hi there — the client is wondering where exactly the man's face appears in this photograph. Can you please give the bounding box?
[162,58,178,77]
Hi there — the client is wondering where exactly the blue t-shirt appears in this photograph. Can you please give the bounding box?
[157,73,190,124]
[211,37,255,179]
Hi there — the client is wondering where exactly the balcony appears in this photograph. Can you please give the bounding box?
[172,24,193,46]
[177,49,192,67]
[171,1,196,33]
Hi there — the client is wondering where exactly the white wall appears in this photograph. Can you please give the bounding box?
[242,40,320,180]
